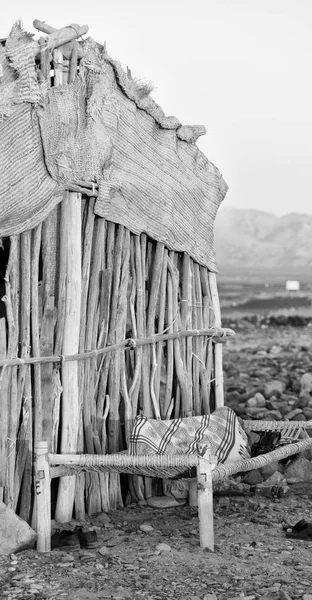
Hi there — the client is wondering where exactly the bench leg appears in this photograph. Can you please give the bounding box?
[197,451,214,551]
[35,441,51,552]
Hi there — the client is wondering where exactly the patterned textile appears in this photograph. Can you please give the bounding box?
[128,406,250,464]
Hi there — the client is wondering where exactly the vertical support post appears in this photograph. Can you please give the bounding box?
[35,441,51,552]
[208,272,224,408]
[53,46,82,523]
[196,446,214,551]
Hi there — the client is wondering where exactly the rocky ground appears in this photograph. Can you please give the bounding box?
[1,321,312,600]
[223,319,312,424]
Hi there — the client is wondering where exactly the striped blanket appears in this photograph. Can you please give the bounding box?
[128,406,250,464]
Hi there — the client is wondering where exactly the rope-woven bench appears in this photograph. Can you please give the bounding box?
[35,420,312,553]
[35,443,215,552]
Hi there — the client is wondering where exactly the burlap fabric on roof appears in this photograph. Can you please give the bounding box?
[0,24,63,237]
[0,103,63,237]
[0,26,227,269]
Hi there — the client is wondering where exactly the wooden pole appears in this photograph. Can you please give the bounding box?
[3,236,19,508]
[53,42,82,522]
[0,317,7,502]
[154,248,167,415]
[197,446,214,551]
[31,224,43,442]
[35,441,51,552]
[167,255,192,417]
[55,190,81,522]
[208,272,224,408]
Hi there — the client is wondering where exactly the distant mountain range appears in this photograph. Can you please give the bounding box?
[214,207,312,276]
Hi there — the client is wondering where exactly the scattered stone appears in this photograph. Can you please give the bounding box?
[98,546,110,556]
[80,551,98,560]
[218,497,230,507]
[140,524,154,532]
[259,460,280,480]
[91,513,111,526]
[286,408,303,420]
[254,392,266,407]
[300,373,312,396]
[269,345,282,355]
[245,407,267,417]
[242,470,263,486]
[155,543,172,552]
[294,393,310,409]
[0,501,36,555]
[147,496,186,508]
[264,380,286,398]
[235,403,248,415]
[265,399,281,410]
[291,413,307,421]
[258,409,283,420]
[302,595,312,600]
[247,396,257,408]
[288,482,312,495]
[279,591,293,600]
[227,597,255,600]
[203,594,218,600]
[285,456,312,483]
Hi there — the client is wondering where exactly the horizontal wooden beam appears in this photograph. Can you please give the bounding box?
[0,327,235,367]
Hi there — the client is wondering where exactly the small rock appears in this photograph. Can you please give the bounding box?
[291,413,307,421]
[279,590,293,600]
[0,501,36,555]
[245,407,267,417]
[294,393,311,409]
[289,482,312,495]
[79,551,98,560]
[260,460,280,480]
[264,380,286,398]
[254,392,266,407]
[302,595,312,600]
[227,597,255,600]
[218,497,230,507]
[203,594,218,600]
[286,408,303,420]
[285,456,312,483]
[147,496,186,508]
[155,543,171,552]
[91,512,111,526]
[235,403,248,415]
[282,393,299,404]
[258,409,283,420]
[269,345,282,355]
[98,546,110,556]
[140,524,154,532]
[300,373,312,396]
[303,407,312,419]
[265,399,281,411]
[247,397,257,408]
[301,446,312,461]
[242,470,263,485]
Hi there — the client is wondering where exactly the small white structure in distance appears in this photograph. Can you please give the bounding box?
[286,280,300,292]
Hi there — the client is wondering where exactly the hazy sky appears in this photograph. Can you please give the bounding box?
[2,0,312,215]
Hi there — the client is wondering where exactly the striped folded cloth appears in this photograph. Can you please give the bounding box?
[128,406,250,464]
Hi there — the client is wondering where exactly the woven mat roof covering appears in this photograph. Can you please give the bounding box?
[0,23,228,270]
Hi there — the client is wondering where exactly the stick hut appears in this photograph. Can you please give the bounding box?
[0,20,230,523]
